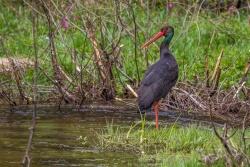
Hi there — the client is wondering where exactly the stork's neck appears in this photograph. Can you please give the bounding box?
[163,31,174,45]
[160,31,174,57]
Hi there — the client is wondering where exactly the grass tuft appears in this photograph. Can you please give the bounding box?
[94,121,250,166]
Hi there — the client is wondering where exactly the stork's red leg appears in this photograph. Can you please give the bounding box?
[153,101,159,129]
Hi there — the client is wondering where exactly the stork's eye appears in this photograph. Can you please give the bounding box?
[161,28,168,35]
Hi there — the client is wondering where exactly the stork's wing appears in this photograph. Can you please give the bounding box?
[137,71,165,110]
[137,64,178,110]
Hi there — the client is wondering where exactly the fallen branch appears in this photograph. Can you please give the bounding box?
[173,87,207,110]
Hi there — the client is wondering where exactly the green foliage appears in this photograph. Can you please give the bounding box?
[0,1,249,92]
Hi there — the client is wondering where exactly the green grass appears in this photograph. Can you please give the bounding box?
[95,121,250,166]
[0,2,249,93]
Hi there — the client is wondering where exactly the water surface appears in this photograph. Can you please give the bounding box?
[0,105,143,167]
[0,104,220,166]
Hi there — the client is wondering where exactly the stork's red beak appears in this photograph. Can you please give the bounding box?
[141,31,165,49]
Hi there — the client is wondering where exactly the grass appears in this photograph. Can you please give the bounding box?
[94,120,250,166]
[0,1,249,95]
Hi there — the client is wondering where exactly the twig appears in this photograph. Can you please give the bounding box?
[241,110,249,153]
[233,81,246,99]
[84,17,115,100]
[212,123,236,164]
[173,87,207,110]
[22,3,37,166]
[85,18,106,81]
[41,0,78,103]
[126,84,138,98]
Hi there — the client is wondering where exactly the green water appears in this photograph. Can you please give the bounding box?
[0,105,141,167]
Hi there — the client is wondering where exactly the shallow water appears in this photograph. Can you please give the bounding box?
[0,105,146,167]
[0,104,221,167]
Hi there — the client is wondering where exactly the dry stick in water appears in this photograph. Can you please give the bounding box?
[22,2,37,166]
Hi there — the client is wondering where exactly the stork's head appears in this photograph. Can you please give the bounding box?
[141,26,174,48]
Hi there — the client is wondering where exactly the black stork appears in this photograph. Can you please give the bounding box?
[138,26,178,129]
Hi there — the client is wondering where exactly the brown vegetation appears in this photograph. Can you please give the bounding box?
[0,0,249,126]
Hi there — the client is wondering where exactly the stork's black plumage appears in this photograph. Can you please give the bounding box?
[138,26,178,129]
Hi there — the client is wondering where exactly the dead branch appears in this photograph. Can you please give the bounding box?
[213,124,236,158]
[160,81,250,127]
[126,84,138,98]
[8,58,30,104]
[41,0,78,103]
[85,19,106,81]
[233,81,246,99]
[241,110,249,153]
[0,89,17,106]
[212,122,250,166]
[173,87,207,110]
[85,18,115,100]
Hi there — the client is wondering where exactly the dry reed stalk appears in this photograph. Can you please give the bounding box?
[211,49,224,84]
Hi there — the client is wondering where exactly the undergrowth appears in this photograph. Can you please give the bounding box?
[95,120,250,166]
[0,1,249,95]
